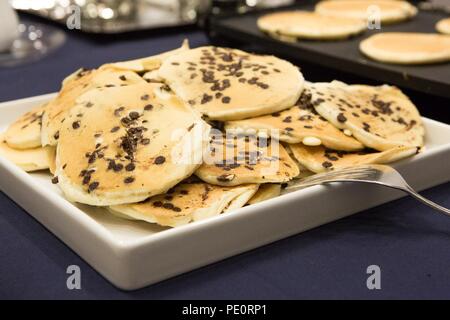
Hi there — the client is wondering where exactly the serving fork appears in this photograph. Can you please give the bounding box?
[284,164,450,216]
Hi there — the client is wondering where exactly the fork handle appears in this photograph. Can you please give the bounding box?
[402,185,450,216]
[320,180,450,216]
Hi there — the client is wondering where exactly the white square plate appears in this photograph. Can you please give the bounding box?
[1,93,450,290]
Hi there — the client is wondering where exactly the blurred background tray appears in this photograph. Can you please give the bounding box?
[209,0,450,99]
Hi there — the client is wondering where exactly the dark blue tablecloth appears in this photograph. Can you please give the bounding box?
[1,18,449,299]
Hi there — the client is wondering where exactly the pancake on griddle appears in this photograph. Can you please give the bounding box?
[315,0,417,24]
[436,18,450,35]
[41,68,146,146]
[225,86,364,151]
[258,11,366,40]
[109,183,258,227]
[196,132,299,186]
[360,32,450,64]
[4,103,47,149]
[309,81,424,151]
[158,46,304,121]
[55,82,210,206]
[289,144,418,173]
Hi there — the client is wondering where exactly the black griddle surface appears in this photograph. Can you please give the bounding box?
[211,2,450,99]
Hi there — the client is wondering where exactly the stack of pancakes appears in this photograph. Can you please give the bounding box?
[0,42,425,227]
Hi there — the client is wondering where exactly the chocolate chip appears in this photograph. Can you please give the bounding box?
[85,102,93,108]
[201,94,213,104]
[114,107,124,117]
[163,203,174,210]
[217,174,235,182]
[125,163,135,171]
[141,138,150,145]
[88,182,99,192]
[111,126,120,133]
[153,201,163,207]
[124,177,135,184]
[154,156,166,165]
[282,116,292,123]
[51,177,59,184]
[119,75,127,81]
[322,161,333,169]
[54,131,60,140]
[173,207,181,212]
[144,104,153,111]
[72,121,80,129]
[113,162,123,172]
[88,153,96,164]
[121,117,131,126]
[141,94,149,101]
[221,96,231,104]
[82,175,91,185]
[129,112,140,120]
[337,113,347,123]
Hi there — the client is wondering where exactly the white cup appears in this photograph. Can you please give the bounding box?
[0,0,19,52]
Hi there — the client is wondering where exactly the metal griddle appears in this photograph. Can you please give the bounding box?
[209,1,450,99]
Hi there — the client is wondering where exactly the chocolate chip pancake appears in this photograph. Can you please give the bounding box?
[315,0,417,24]
[196,132,299,186]
[225,85,364,151]
[289,144,419,173]
[4,103,47,149]
[158,46,304,121]
[258,11,366,41]
[109,182,258,227]
[360,32,450,65]
[55,82,210,206]
[0,133,53,172]
[41,68,146,146]
[309,81,424,151]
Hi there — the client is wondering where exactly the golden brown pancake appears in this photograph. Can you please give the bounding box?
[158,46,304,121]
[4,103,47,149]
[41,68,146,146]
[196,132,299,186]
[55,82,210,206]
[436,18,450,35]
[258,11,366,40]
[0,133,52,172]
[315,0,417,24]
[225,86,364,151]
[309,81,424,151]
[109,182,258,227]
[289,144,418,173]
[360,32,450,64]
[247,184,281,205]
